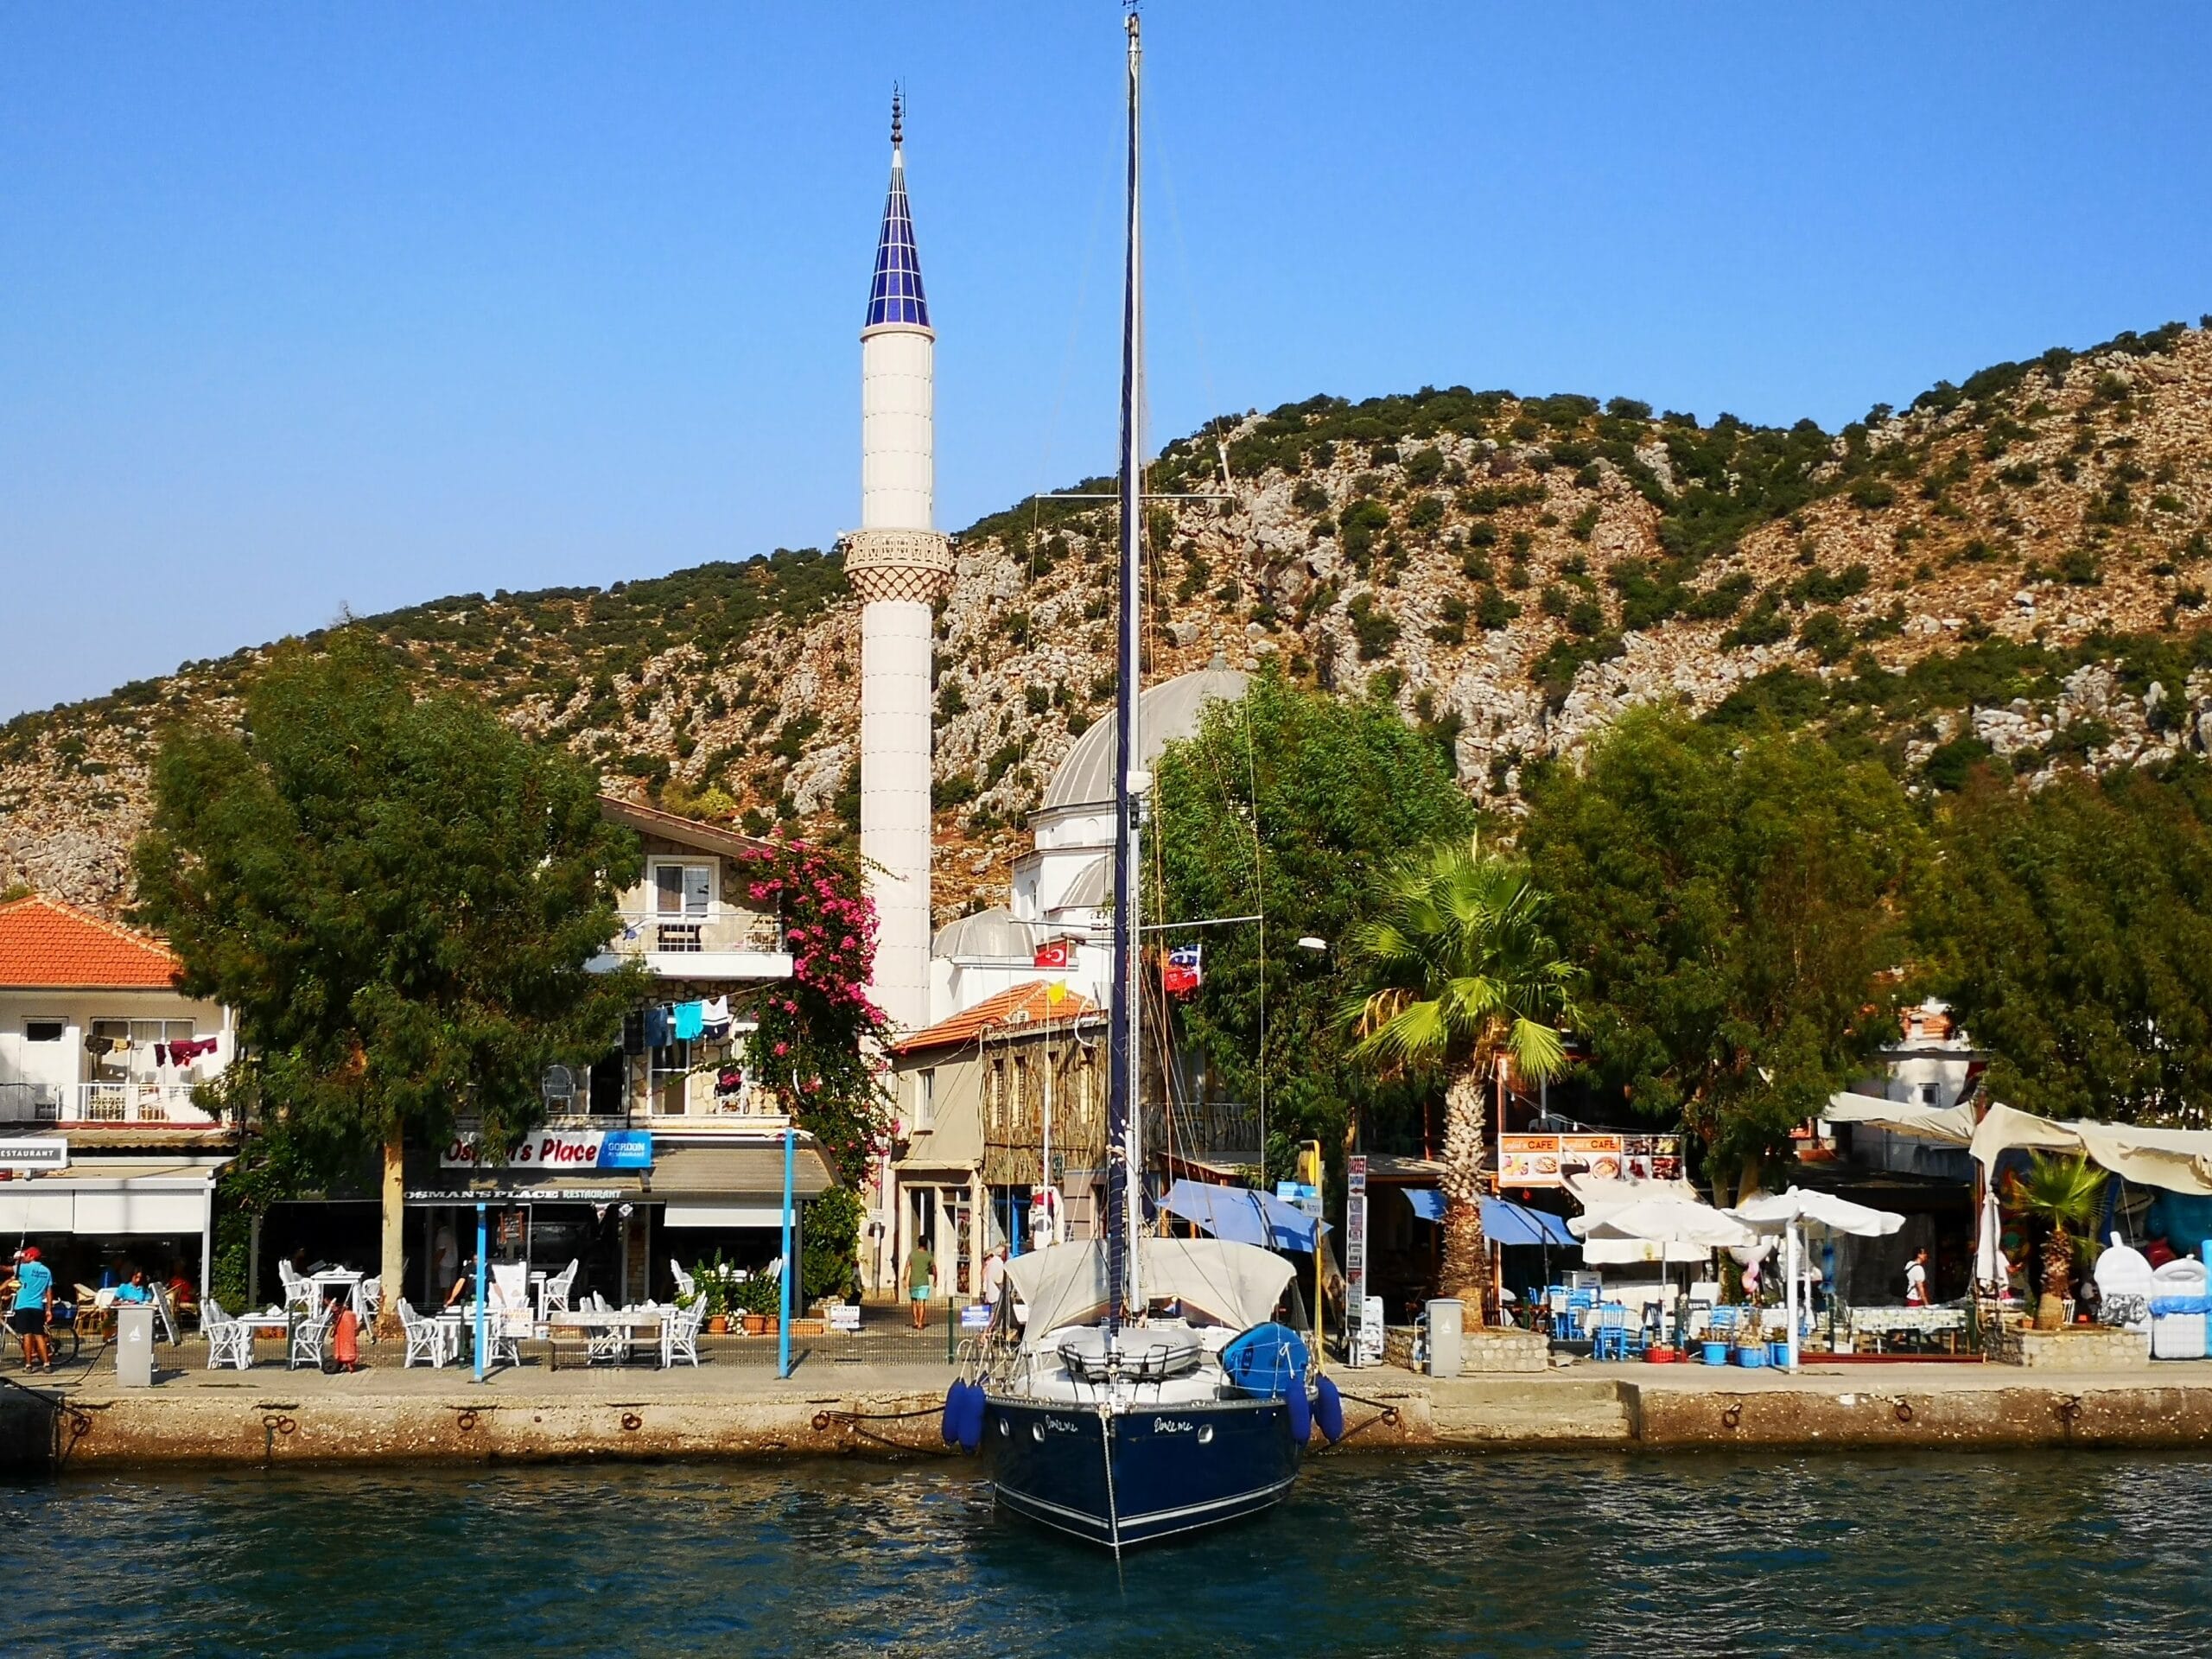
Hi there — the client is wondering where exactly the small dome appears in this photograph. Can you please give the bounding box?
[1042,664,1249,811]
[1051,854,1113,912]
[931,906,1037,960]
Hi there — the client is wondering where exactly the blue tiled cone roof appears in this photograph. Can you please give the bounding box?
[867,157,929,329]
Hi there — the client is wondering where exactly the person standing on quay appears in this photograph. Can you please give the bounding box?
[906,1239,934,1331]
[10,1247,55,1373]
[1905,1248,1930,1307]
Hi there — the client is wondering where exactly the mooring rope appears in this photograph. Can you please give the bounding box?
[809,1404,965,1457]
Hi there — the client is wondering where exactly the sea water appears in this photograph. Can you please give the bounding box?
[2,1450,2204,1656]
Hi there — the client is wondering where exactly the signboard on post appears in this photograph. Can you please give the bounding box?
[1497,1132,1681,1188]
[1345,1154,1371,1368]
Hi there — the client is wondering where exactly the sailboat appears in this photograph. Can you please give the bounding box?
[957,10,1339,1552]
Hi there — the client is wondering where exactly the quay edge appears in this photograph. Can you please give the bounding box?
[13,1370,2212,1472]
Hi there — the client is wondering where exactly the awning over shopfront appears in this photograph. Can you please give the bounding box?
[1823,1091,1975,1145]
[1160,1179,1325,1252]
[0,1160,226,1236]
[1399,1189,1580,1248]
[1969,1102,2212,1195]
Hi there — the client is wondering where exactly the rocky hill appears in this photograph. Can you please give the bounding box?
[7,316,2212,923]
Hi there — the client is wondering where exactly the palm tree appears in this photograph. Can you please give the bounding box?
[1343,836,1580,1315]
[2018,1153,2106,1331]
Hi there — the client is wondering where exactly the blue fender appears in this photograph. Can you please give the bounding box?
[955,1382,986,1453]
[1315,1375,1345,1444]
[1287,1379,1313,1444]
[940,1382,965,1448]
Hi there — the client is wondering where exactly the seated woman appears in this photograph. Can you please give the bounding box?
[111,1269,156,1305]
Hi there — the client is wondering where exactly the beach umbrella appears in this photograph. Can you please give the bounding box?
[1728,1186,1904,1370]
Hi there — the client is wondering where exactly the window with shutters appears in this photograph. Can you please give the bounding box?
[650,861,715,951]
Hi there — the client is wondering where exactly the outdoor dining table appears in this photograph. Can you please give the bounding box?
[1847,1304,1970,1353]
[234,1312,293,1368]
[547,1308,666,1370]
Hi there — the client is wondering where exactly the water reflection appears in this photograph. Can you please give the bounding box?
[3,1450,2207,1656]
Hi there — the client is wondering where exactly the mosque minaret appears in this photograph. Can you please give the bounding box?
[846,92,955,1033]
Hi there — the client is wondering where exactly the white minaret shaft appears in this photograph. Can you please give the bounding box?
[847,93,953,1034]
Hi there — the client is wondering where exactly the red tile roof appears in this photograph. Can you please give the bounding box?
[894,981,1097,1054]
[0,896,183,989]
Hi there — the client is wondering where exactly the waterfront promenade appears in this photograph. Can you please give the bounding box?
[16,1343,2212,1470]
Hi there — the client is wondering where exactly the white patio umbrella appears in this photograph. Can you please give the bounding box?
[1729,1186,1905,1370]
[1569,1198,1759,1346]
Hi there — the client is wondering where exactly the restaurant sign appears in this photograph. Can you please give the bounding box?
[1498,1133,1681,1188]
[0,1138,68,1172]
[441,1129,654,1171]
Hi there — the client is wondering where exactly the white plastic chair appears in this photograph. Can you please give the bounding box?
[398,1299,449,1369]
[276,1261,315,1313]
[202,1300,253,1370]
[661,1298,706,1369]
[671,1260,697,1303]
[543,1260,579,1319]
[358,1277,382,1326]
[289,1304,334,1370]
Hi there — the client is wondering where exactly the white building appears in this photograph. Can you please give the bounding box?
[926,661,1249,1023]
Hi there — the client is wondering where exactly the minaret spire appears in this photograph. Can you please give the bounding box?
[848,94,954,1041]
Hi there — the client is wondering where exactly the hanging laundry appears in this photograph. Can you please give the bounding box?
[701,995,732,1040]
[673,1001,705,1042]
[165,1036,219,1065]
[154,1043,169,1068]
[623,1012,647,1054]
[644,1005,674,1049]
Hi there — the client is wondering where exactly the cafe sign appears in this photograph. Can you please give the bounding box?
[442,1129,653,1171]
[1498,1133,1681,1188]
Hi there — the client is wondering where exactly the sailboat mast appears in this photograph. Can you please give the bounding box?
[1106,6,1145,1332]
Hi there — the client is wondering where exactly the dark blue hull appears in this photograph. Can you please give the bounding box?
[984,1394,1303,1548]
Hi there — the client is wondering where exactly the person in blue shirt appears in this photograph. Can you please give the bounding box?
[111,1269,155,1306]
[10,1246,55,1372]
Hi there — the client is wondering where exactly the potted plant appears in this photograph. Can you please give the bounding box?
[2019,1153,2105,1331]
[737,1269,782,1336]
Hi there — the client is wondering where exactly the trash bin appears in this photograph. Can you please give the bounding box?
[1426,1298,1464,1380]
[116,1302,156,1388]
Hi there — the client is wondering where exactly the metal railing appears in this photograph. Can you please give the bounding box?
[0,1080,223,1127]
[601,909,785,958]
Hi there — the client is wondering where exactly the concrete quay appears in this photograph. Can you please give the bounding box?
[13,1346,2212,1471]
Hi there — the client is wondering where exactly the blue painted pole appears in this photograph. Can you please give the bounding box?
[778,1127,795,1379]
[474,1202,487,1384]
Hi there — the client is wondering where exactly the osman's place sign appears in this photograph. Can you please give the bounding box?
[441,1129,653,1172]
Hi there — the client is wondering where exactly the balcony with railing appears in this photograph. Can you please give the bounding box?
[586,908,792,981]
[0,1080,226,1129]
[1154,1098,1263,1170]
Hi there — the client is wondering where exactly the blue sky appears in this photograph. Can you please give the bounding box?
[3,3,2208,719]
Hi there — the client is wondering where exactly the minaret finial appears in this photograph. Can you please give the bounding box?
[891,84,903,149]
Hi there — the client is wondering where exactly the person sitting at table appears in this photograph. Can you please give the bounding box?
[111,1268,155,1305]
[166,1262,199,1317]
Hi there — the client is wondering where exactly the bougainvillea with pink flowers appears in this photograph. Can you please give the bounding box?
[736,838,891,1185]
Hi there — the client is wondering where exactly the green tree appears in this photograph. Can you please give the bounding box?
[1151,669,1473,1178]
[1341,837,1580,1310]
[133,635,650,1332]
[1919,765,2212,1122]
[1519,711,1922,1201]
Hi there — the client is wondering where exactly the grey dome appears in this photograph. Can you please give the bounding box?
[1052,854,1114,911]
[932,906,1037,960]
[1041,665,1250,811]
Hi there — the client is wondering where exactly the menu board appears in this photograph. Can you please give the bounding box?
[1498,1132,1681,1187]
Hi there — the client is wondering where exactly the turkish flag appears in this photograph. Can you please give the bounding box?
[1033,940,1072,969]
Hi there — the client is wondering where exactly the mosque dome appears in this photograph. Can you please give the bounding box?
[931,906,1037,960]
[1040,662,1250,811]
